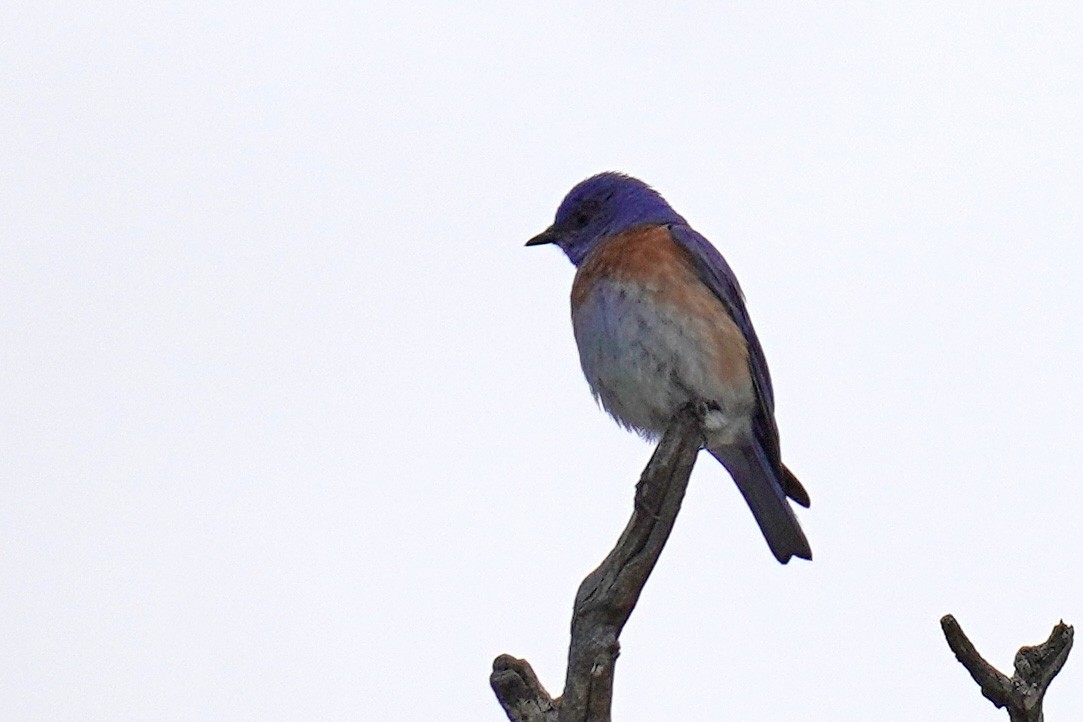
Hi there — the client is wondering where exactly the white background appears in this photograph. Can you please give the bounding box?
[4,2,1082,720]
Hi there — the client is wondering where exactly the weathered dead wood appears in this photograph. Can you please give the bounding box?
[491,406,704,722]
[941,614,1073,722]
[491,654,557,722]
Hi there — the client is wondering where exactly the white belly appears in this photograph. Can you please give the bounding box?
[571,278,754,440]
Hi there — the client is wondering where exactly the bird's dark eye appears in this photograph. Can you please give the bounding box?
[571,200,601,228]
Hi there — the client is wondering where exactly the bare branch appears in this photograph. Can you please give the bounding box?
[941,614,1015,707]
[490,655,557,722]
[491,406,704,722]
[941,614,1074,722]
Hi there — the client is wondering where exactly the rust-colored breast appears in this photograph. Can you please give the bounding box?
[571,225,752,389]
[571,225,684,307]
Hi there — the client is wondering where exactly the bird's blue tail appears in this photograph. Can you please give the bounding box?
[709,444,811,564]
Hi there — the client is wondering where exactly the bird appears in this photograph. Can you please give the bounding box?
[526,172,811,563]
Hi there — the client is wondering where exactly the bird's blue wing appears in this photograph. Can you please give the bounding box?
[667,224,776,413]
[668,224,809,506]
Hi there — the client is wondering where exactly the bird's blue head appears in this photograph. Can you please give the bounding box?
[526,172,685,265]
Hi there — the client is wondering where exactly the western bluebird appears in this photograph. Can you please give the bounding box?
[527,172,811,563]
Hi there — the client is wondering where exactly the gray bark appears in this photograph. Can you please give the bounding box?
[491,406,704,722]
[942,614,1073,722]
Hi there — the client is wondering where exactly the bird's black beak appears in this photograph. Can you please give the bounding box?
[525,227,559,247]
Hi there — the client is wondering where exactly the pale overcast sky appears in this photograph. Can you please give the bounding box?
[4,3,1083,720]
